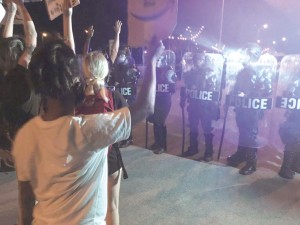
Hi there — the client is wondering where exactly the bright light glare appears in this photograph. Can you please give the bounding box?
[282,37,287,42]
[263,24,268,29]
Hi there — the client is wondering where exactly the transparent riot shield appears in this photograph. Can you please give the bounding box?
[157,50,177,85]
[157,50,176,69]
[180,53,224,156]
[224,53,278,149]
[182,53,224,103]
[270,55,300,153]
[115,55,140,105]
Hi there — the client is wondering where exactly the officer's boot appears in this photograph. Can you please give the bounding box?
[203,133,214,162]
[153,125,167,154]
[182,132,198,157]
[279,151,296,179]
[227,146,246,167]
[149,124,160,151]
[239,148,257,175]
[291,151,300,174]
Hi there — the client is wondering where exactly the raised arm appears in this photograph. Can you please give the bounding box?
[13,0,37,68]
[82,25,94,55]
[0,4,5,25]
[2,1,17,38]
[110,20,122,64]
[129,40,164,126]
[63,0,75,53]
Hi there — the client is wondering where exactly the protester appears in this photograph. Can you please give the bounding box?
[80,20,127,225]
[0,0,38,171]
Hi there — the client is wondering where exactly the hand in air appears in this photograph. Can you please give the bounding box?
[114,20,122,34]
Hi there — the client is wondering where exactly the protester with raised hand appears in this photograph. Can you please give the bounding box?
[63,0,75,53]
[2,0,17,38]
[83,25,94,55]
[0,0,38,172]
[110,20,122,64]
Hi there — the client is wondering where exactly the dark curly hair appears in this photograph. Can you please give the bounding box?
[29,39,85,105]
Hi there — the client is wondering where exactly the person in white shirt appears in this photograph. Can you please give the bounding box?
[13,38,164,225]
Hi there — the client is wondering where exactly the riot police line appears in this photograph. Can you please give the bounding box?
[106,45,300,180]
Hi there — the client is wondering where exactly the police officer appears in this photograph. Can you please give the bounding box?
[278,75,300,179]
[109,47,140,105]
[148,52,177,154]
[227,43,273,175]
[109,47,140,147]
[181,53,220,161]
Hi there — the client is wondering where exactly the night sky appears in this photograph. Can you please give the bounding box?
[21,0,300,54]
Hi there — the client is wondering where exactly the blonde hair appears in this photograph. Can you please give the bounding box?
[82,51,109,97]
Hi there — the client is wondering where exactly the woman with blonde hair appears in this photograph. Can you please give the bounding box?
[76,50,129,225]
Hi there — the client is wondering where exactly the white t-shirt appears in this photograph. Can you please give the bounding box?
[13,107,131,225]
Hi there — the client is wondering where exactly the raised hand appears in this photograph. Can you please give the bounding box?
[10,0,24,6]
[114,20,122,35]
[5,0,17,13]
[147,39,165,64]
[63,0,72,17]
[85,25,94,39]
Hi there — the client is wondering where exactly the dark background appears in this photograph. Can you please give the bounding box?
[11,0,300,55]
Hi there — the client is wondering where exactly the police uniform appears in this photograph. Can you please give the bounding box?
[278,78,300,179]
[182,53,219,161]
[227,45,273,175]
[148,65,176,154]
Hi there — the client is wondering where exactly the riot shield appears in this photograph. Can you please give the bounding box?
[157,50,176,69]
[183,53,224,101]
[115,55,140,105]
[224,53,278,149]
[181,53,224,156]
[270,55,300,152]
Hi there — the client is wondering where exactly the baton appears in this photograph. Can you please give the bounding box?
[145,118,149,148]
[181,106,186,155]
[217,104,229,160]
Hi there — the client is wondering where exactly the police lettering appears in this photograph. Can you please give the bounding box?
[279,97,300,109]
[156,84,169,93]
[120,87,132,96]
[186,89,213,101]
[228,96,271,109]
